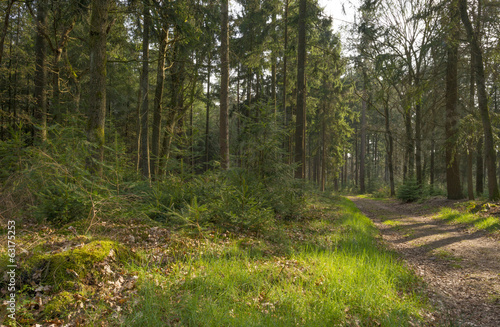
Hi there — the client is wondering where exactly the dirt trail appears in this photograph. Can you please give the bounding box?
[349,196,500,327]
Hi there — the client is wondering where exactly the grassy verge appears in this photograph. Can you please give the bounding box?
[1,194,430,326]
[123,195,428,326]
[435,207,500,234]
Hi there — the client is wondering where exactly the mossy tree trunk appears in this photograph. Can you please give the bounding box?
[86,0,109,176]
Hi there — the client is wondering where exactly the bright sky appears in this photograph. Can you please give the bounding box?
[319,0,360,30]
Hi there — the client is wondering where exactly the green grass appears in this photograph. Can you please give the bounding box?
[124,196,428,326]
[436,208,500,233]
[383,220,403,227]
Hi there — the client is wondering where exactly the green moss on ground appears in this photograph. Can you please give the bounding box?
[30,240,134,288]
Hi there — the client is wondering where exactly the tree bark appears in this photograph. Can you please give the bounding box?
[459,0,499,200]
[445,0,463,200]
[271,12,277,117]
[86,0,109,175]
[467,150,474,200]
[430,139,435,186]
[34,0,48,143]
[404,108,414,180]
[151,25,168,177]
[0,0,15,66]
[283,0,290,163]
[360,90,367,193]
[295,0,307,179]
[476,137,484,194]
[220,0,230,169]
[415,100,422,186]
[205,53,211,170]
[139,1,151,179]
[384,101,395,196]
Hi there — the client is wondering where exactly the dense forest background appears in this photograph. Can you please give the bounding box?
[2,1,500,325]
[1,0,500,222]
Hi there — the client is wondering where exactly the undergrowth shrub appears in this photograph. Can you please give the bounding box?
[34,181,90,226]
[0,119,137,227]
[210,174,274,231]
[2,115,307,232]
[396,178,422,202]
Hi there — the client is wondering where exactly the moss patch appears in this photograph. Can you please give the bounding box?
[43,291,74,318]
[31,240,133,288]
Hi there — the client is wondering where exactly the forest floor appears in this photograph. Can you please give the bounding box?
[349,196,500,327]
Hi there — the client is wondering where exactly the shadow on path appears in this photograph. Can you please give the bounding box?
[349,196,500,327]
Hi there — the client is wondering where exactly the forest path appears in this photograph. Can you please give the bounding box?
[348,196,500,327]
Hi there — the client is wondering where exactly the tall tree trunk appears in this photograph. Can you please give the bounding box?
[283,0,290,163]
[271,12,277,117]
[51,21,75,121]
[220,0,229,169]
[467,150,474,200]
[384,102,395,196]
[404,108,414,179]
[355,126,358,186]
[205,53,211,170]
[430,139,435,186]
[360,91,367,193]
[476,137,484,194]
[136,88,141,172]
[139,1,151,179]
[34,0,47,143]
[0,0,14,66]
[445,0,463,199]
[151,25,168,177]
[415,100,422,186]
[459,0,499,200]
[295,0,307,179]
[86,0,109,175]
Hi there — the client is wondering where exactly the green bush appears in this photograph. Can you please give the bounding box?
[396,178,422,203]
[34,181,90,227]
[210,177,274,231]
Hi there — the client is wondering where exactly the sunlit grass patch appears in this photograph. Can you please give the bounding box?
[124,196,429,326]
[383,220,403,227]
[437,208,500,232]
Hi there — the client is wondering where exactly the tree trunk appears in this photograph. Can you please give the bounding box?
[34,0,47,143]
[139,1,151,179]
[467,150,474,200]
[355,126,358,186]
[0,0,14,66]
[205,53,211,170]
[415,101,422,186]
[86,0,109,175]
[220,0,230,169]
[430,139,435,186]
[476,137,484,194]
[445,0,463,200]
[151,25,168,177]
[360,93,367,193]
[295,0,307,179]
[51,21,75,121]
[459,0,499,200]
[384,102,395,196]
[404,108,414,180]
[283,0,290,163]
